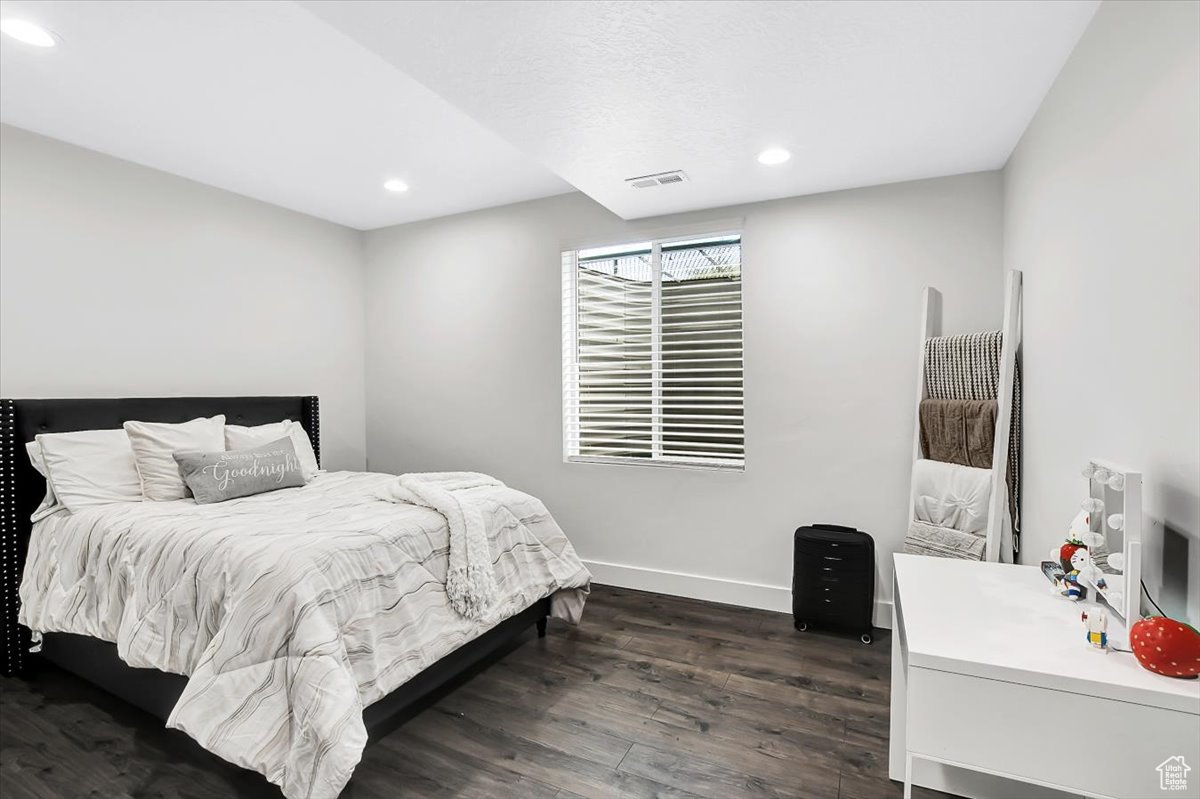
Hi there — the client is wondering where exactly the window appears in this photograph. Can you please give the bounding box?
[562,233,744,470]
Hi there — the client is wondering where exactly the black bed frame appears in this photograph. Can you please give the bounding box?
[0,396,549,743]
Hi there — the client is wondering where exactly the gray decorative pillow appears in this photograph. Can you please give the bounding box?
[173,438,304,505]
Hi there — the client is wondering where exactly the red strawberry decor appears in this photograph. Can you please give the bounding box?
[1130,616,1200,679]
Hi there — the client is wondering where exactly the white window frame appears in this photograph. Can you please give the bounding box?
[562,229,744,472]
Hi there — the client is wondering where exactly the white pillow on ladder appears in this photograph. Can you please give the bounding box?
[911,458,992,535]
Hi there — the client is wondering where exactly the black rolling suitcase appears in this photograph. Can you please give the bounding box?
[792,524,876,644]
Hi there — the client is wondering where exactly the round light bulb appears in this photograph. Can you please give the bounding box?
[1107,513,1125,531]
[756,148,791,166]
[1092,467,1110,484]
[1081,463,1096,479]
[1081,498,1105,514]
[1107,473,1125,491]
[1,18,57,47]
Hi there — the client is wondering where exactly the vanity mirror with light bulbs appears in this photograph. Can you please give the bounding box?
[1081,459,1142,628]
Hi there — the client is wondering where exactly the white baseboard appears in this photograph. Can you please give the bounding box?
[582,559,893,630]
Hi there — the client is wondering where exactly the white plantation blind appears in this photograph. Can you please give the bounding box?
[562,234,744,470]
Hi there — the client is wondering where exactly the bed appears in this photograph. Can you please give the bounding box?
[0,396,591,798]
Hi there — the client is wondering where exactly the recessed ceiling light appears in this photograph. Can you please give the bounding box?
[757,148,791,166]
[1,19,57,48]
[383,179,409,193]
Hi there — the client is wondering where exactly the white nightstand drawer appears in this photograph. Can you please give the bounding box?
[908,666,1200,799]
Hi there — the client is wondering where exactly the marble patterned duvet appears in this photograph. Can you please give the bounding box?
[18,471,591,798]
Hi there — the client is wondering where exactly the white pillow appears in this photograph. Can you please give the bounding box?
[910,458,993,535]
[224,420,320,481]
[124,415,226,501]
[25,440,65,521]
[34,429,144,513]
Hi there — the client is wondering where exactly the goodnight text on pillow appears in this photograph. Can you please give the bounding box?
[173,437,305,505]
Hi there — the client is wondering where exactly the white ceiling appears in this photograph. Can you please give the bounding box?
[0,0,1099,229]
[0,0,569,230]
[303,0,1100,220]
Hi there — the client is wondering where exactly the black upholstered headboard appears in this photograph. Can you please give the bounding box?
[0,395,319,676]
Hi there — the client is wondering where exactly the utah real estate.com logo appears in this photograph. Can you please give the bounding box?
[1158,756,1191,792]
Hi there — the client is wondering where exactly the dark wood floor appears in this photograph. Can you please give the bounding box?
[1,586,957,799]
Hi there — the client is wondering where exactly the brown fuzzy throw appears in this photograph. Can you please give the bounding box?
[920,398,998,469]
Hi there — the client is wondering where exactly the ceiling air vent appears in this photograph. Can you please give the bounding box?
[626,170,688,189]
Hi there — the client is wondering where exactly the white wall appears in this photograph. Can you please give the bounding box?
[0,125,367,469]
[364,173,1004,618]
[1004,0,1200,624]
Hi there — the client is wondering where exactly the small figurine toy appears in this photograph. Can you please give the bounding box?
[1081,609,1108,651]
[1052,510,1108,601]
[1060,543,1108,601]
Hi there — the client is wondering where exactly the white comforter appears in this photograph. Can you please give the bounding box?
[18,471,591,799]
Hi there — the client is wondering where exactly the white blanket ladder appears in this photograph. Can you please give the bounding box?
[908,269,1022,563]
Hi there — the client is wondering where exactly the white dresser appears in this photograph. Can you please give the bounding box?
[890,554,1200,799]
